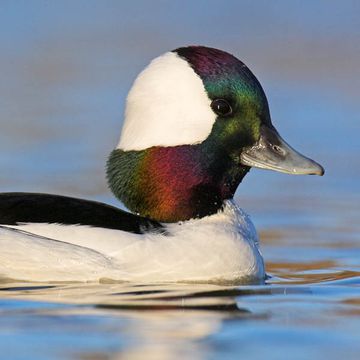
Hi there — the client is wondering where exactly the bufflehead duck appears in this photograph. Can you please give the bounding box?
[0,46,323,284]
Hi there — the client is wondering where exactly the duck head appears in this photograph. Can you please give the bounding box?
[107,46,324,223]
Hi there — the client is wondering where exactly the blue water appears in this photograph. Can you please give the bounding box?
[0,1,359,359]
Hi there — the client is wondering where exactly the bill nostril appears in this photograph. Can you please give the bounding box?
[272,144,286,156]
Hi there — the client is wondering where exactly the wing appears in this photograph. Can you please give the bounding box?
[0,192,164,234]
[0,225,114,281]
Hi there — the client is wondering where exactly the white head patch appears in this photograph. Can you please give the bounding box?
[117,51,216,151]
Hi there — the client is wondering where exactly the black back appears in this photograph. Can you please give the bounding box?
[0,192,165,234]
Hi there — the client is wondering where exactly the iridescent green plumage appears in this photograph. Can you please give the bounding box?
[107,46,323,223]
[107,46,271,222]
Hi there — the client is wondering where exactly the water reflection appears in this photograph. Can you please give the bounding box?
[0,282,248,310]
[0,282,259,359]
[0,267,359,360]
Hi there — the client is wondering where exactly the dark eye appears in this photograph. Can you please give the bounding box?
[210,99,232,117]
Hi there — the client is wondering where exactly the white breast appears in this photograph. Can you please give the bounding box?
[0,201,265,284]
[118,51,216,151]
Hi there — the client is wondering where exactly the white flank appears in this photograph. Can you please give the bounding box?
[117,52,216,151]
[0,201,264,284]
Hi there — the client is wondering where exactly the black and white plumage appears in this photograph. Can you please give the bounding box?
[0,46,323,283]
[0,193,163,234]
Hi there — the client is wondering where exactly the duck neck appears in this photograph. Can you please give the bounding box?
[107,141,249,223]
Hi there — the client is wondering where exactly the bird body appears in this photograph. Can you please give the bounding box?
[0,46,323,284]
[0,199,263,283]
